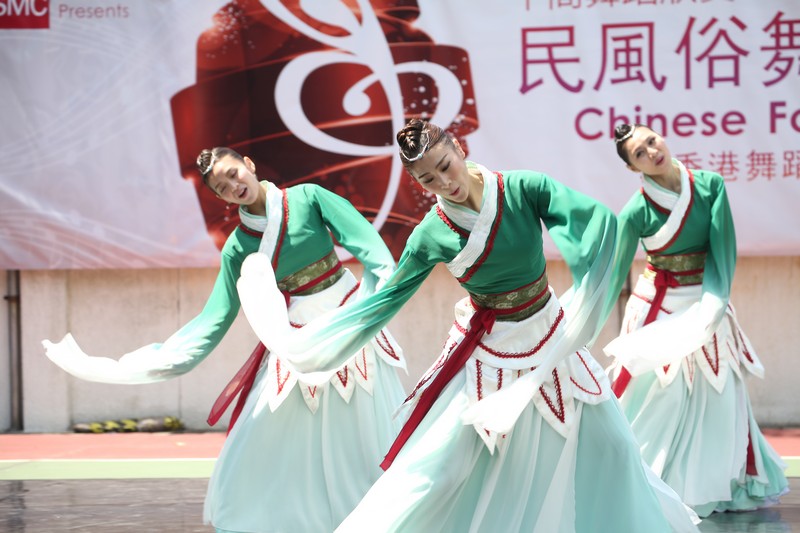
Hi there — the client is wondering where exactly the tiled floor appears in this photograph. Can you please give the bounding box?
[0,477,797,532]
[696,488,799,532]
[0,478,213,532]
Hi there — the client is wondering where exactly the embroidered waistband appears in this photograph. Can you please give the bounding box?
[644,252,705,286]
[278,250,343,296]
[469,271,550,322]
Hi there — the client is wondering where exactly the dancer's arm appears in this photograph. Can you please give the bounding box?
[307,184,396,291]
[599,196,645,328]
[533,172,618,346]
[43,241,247,384]
[701,172,737,310]
[237,226,435,377]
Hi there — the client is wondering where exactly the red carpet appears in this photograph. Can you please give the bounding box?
[0,432,225,460]
[0,429,797,461]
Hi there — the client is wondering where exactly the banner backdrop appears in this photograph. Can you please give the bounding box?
[1,0,798,269]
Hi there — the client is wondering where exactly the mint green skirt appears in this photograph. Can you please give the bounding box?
[335,371,698,533]
[621,370,789,518]
[206,355,405,533]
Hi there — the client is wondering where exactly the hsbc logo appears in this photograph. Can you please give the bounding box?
[0,0,49,29]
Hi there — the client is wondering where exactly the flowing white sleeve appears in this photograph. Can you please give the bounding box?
[42,251,243,384]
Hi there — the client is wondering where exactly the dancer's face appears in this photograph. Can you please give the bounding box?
[206,155,262,206]
[621,127,673,176]
[407,139,471,204]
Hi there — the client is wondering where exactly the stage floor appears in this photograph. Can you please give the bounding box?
[0,431,798,532]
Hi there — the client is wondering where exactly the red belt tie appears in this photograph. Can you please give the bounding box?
[380,307,496,471]
[207,342,268,433]
[207,290,291,434]
[611,267,681,397]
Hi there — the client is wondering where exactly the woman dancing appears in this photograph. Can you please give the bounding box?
[604,123,789,517]
[44,147,407,533]
[236,119,700,532]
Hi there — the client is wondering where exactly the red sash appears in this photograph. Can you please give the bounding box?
[380,307,496,470]
[382,171,507,469]
[207,342,268,432]
[380,283,547,470]
[611,264,701,397]
[208,264,346,432]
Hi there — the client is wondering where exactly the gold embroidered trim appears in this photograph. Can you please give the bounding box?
[278,250,343,295]
[644,252,706,285]
[469,273,550,322]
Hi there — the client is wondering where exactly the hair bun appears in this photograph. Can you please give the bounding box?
[196,150,210,171]
[614,123,637,145]
[614,124,632,141]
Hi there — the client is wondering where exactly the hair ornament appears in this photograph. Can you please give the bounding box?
[202,154,217,177]
[615,124,636,144]
[400,129,430,162]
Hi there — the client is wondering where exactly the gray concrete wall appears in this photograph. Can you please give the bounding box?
[0,271,10,431]
[17,256,800,432]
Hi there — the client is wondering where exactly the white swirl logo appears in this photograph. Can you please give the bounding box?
[268,0,465,237]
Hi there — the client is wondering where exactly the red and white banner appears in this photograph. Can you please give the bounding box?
[1,0,798,269]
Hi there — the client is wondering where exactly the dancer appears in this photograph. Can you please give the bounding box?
[43,147,407,533]
[604,123,789,517]
[236,119,700,532]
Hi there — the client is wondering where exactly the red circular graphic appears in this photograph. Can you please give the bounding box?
[171,0,479,257]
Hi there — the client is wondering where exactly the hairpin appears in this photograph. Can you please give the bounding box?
[615,124,636,144]
[400,130,430,162]
[202,154,217,176]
